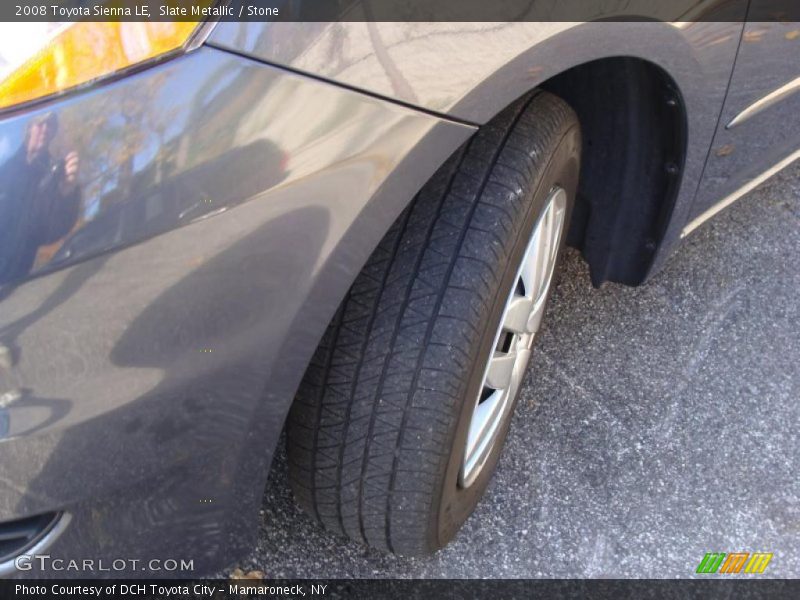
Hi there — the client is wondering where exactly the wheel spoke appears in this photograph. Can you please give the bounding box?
[527,300,546,334]
[463,389,506,486]
[535,200,556,300]
[519,225,542,298]
[503,295,534,334]
[533,200,565,305]
[485,352,516,390]
[548,205,562,265]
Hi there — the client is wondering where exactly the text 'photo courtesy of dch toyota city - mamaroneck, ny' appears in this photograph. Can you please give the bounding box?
[0,0,798,598]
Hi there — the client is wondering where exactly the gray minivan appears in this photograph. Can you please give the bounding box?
[0,3,798,575]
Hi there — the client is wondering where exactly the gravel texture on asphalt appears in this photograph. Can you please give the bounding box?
[233,164,799,578]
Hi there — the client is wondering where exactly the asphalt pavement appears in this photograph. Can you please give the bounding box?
[234,164,799,578]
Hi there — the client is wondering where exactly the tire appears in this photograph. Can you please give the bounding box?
[287,91,581,555]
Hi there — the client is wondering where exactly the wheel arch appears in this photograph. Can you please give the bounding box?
[438,22,736,285]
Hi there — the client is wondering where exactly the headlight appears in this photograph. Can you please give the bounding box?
[0,21,202,111]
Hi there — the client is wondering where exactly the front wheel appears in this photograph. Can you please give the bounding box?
[287,91,581,555]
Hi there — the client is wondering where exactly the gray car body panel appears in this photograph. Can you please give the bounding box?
[0,45,473,575]
[692,18,800,216]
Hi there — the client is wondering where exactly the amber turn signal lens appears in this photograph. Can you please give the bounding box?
[0,21,199,110]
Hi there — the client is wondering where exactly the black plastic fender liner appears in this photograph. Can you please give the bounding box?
[544,57,687,286]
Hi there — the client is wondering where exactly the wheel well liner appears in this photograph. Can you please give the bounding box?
[541,57,687,286]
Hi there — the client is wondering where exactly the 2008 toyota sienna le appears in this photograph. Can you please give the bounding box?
[1,1,798,576]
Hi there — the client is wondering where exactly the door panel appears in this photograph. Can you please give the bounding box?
[690,16,800,223]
